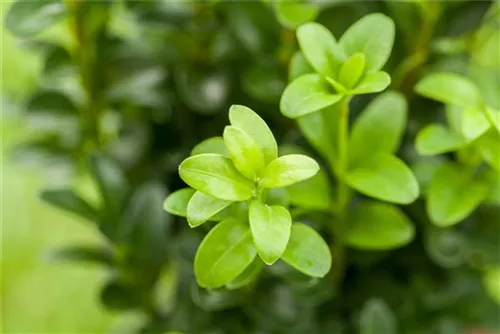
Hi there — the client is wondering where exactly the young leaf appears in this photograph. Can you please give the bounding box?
[229,105,278,164]
[261,154,319,188]
[296,22,344,77]
[163,188,195,217]
[346,202,415,250]
[191,137,229,156]
[226,258,263,290]
[415,72,482,107]
[287,167,332,211]
[40,189,99,222]
[282,223,331,277]
[351,71,391,94]
[338,52,366,89]
[187,191,232,227]
[179,154,255,201]
[5,0,67,38]
[223,126,265,180]
[427,162,489,227]
[339,14,395,73]
[289,51,314,81]
[275,1,319,29]
[280,74,342,118]
[349,91,407,163]
[416,124,467,155]
[194,219,256,288]
[249,201,292,265]
[359,299,397,334]
[461,106,491,141]
[345,153,419,204]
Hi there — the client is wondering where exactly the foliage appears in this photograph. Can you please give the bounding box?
[4,0,500,333]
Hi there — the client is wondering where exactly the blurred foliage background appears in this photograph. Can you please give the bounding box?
[1,0,500,333]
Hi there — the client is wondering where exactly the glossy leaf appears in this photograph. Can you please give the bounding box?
[229,105,278,164]
[275,1,319,29]
[289,51,314,81]
[349,91,407,163]
[346,202,415,250]
[427,162,489,226]
[187,191,232,227]
[249,201,291,265]
[345,153,419,204]
[280,74,342,118]
[194,219,256,288]
[339,14,395,73]
[191,137,228,156]
[338,52,366,89]
[179,154,255,201]
[351,71,391,94]
[5,0,67,37]
[163,188,195,217]
[223,126,265,180]
[416,124,467,155]
[282,223,331,277]
[226,259,263,290]
[415,72,482,107]
[287,167,332,211]
[40,189,99,222]
[261,154,320,188]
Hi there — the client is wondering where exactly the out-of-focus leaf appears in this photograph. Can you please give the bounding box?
[425,227,466,268]
[275,1,319,29]
[483,267,500,304]
[287,167,331,211]
[226,259,263,290]
[191,137,229,157]
[5,0,67,37]
[242,63,285,103]
[26,91,77,115]
[416,124,467,155]
[41,189,99,222]
[288,51,314,81]
[46,245,114,266]
[358,298,397,334]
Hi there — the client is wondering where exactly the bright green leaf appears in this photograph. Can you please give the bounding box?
[345,153,419,204]
[223,126,265,180]
[282,223,331,277]
[476,130,500,170]
[462,106,491,141]
[427,162,489,226]
[179,154,255,201]
[163,188,195,217]
[485,107,500,133]
[40,189,99,222]
[338,52,366,89]
[187,191,232,227]
[346,201,415,250]
[289,51,314,82]
[261,154,319,188]
[351,71,391,95]
[483,267,500,304]
[415,72,482,107]
[349,91,407,163]
[194,219,256,288]
[287,167,331,211]
[280,74,342,118]
[226,258,263,290]
[191,137,229,156]
[339,13,395,73]
[249,201,292,265]
[229,105,278,164]
[416,124,467,155]
[275,1,319,30]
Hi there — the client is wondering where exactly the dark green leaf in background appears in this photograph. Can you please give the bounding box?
[5,0,67,37]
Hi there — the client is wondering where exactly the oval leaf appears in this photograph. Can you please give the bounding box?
[223,126,265,180]
[345,153,419,204]
[289,51,314,82]
[249,201,292,265]
[191,137,229,156]
[338,52,366,89]
[346,201,415,250]
[179,154,255,201]
[416,124,467,155]
[163,188,195,217]
[461,106,491,141]
[281,74,342,118]
[287,167,332,211]
[229,105,278,164]
[275,1,319,30]
[352,71,391,94]
[226,258,263,290]
[187,191,232,227]
[194,219,256,288]
[282,223,331,277]
[261,154,319,188]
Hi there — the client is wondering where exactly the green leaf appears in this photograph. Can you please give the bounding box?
[229,105,278,164]
[346,202,415,250]
[345,153,419,204]
[242,63,285,103]
[194,219,256,288]
[249,201,292,265]
[26,91,77,115]
[226,258,263,290]
[338,53,366,89]
[415,72,482,107]
[280,74,342,118]
[5,0,67,38]
[416,124,467,155]
[296,22,344,77]
[476,130,500,170]
[187,191,232,227]
[46,245,113,266]
[485,107,500,133]
[288,51,314,82]
[223,126,265,180]
[287,167,331,211]
[351,71,391,95]
[483,267,500,304]
[163,188,195,217]
[349,91,407,163]
[282,223,331,277]
[275,1,319,29]
[41,189,99,222]
[261,154,320,188]
[339,13,395,73]
[427,162,489,226]
[179,154,255,201]
[191,137,229,156]
[461,106,491,141]
[359,298,397,334]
